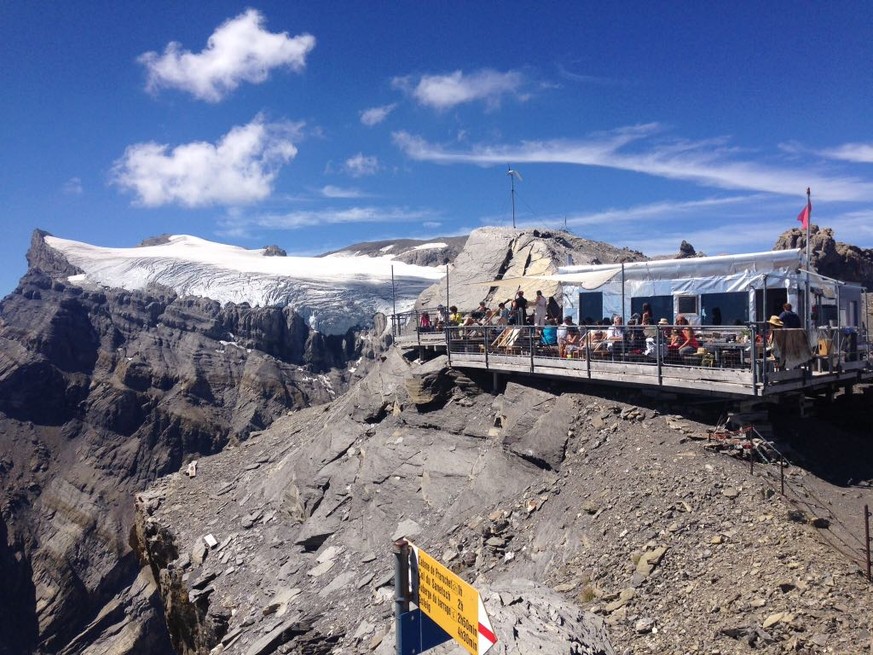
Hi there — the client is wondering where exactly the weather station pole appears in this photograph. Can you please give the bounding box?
[507,165,522,229]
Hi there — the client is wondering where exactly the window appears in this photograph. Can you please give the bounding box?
[700,292,748,325]
[631,295,672,324]
[677,295,698,315]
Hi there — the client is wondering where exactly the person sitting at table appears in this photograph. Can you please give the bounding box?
[449,306,463,325]
[766,314,783,344]
[666,328,682,359]
[563,328,581,357]
[419,311,432,332]
[676,324,700,356]
[606,315,625,353]
[480,308,498,325]
[626,315,646,354]
[541,318,558,348]
[582,327,607,356]
[471,301,488,320]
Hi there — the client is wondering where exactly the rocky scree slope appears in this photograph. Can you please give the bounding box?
[0,233,390,654]
[137,348,873,655]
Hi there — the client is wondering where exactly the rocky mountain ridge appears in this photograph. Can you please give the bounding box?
[0,234,394,654]
[1,224,872,655]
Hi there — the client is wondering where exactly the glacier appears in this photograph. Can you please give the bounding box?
[45,234,444,335]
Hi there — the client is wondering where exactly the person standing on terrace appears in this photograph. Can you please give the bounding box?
[497,302,510,324]
[779,303,801,328]
[533,290,548,326]
[515,290,528,324]
[641,303,652,326]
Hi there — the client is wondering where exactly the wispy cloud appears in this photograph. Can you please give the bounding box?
[63,177,83,195]
[392,68,525,111]
[221,205,434,231]
[343,153,379,178]
[393,126,873,202]
[820,142,873,164]
[556,64,627,87]
[112,117,301,207]
[360,103,397,126]
[139,9,315,102]
[319,185,367,199]
[555,195,765,229]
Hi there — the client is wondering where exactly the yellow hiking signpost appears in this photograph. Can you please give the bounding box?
[406,540,497,655]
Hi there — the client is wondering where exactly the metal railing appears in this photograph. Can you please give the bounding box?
[391,315,872,390]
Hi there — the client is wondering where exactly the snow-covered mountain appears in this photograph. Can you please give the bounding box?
[43,234,446,335]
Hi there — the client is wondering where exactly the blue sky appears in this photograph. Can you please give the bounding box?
[2,2,872,295]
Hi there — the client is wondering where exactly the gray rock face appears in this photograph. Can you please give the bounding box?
[0,248,384,653]
[132,348,873,655]
[415,227,644,314]
[498,382,573,471]
[321,235,468,268]
[774,225,873,288]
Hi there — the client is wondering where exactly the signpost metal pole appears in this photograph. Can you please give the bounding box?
[865,505,871,583]
[394,539,410,655]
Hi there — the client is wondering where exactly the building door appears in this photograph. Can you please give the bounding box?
[755,288,787,322]
[578,292,603,325]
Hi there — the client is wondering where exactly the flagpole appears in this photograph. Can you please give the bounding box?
[805,187,812,333]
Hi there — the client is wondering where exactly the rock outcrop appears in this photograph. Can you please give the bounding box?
[322,236,468,268]
[774,225,873,289]
[415,227,645,313]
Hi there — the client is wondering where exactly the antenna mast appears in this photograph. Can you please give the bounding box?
[507,165,521,229]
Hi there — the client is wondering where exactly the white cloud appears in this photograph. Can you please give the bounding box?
[112,117,301,207]
[344,153,379,178]
[319,185,366,199]
[393,69,525,110]
[392,126,873,202]
[820,142,873,164]
[222,206,432,230]
[63,177,83,195]
[139,9,315,102]
[360,103,397,126]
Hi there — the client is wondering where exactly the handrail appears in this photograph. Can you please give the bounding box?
[396,316,872,395]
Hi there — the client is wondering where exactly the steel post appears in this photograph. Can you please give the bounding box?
[865,505,871,583]
[393,539,410,655]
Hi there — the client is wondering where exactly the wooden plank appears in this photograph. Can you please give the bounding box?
[452,353,757,395]
[449,350,870,397]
